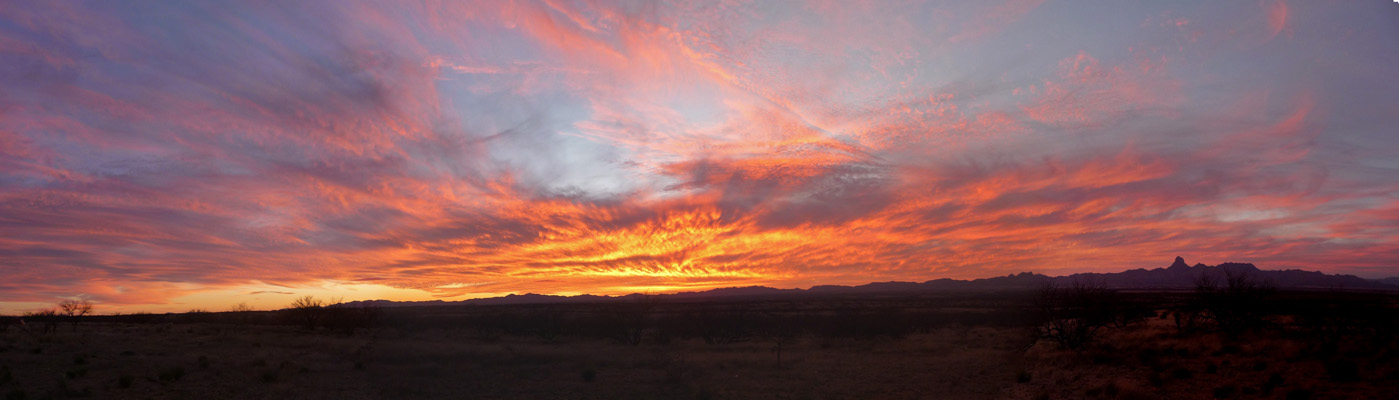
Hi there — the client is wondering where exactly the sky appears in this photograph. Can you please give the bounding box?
[1,0,1397,313]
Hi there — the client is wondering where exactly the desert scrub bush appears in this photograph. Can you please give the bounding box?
[1015,370,1032,383]
[1211,385,1236,398]
[1171,367,1193,380]
[57,299,93,330]
[1261,373,1283,394]
[64,368,87,379]
[1192,269,1275,337]
[1284,388,1312,400]
[1032,276,1121,350]
[157,366,185,383]
[691,305,752,345]
[288,296,325,330]
[1148,373,1165,388]
[55,379,92,397]
[1083,381,1119,397]
[580,368,596,382]
[604,294,657,346]
[1102,381,1119,397]
[324,299,382,335]
[1325,358,1359,382]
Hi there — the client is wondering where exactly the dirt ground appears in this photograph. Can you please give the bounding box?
[3,292,1395,399]
[0,323,1029,399]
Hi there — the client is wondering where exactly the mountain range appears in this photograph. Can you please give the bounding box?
[343,257,1398,307]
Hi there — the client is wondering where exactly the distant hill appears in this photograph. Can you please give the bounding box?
[1051,256,1395,291]
[341,257,1398,308]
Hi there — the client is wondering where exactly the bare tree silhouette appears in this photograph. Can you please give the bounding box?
[289,295,325,330]
[58,299,93,330]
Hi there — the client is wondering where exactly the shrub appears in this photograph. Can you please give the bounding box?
[1033,276,1120,350]
[288,296,325,330]
[1103,381,1119,397]
[1136,348,1159,366]
[1325,358,1359,382]
[581,369,596,382]
[1193,270,1274,336]
[1148,373,1165,388]
[57,299,93,329]
[1171,367,1193,380]
[1212,385,1236,398]
[157,366,185,383]
[695,306,752,344]
[605,294,657,346]
[1266,372,1284,387]
[324,301,382,335]
[1284,388,1312,400]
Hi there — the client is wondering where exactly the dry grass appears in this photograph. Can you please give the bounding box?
[1009,314,1399,400]
[4,291,1393,399]
[0,322,1030,399]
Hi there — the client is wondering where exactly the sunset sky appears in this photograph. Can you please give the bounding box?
[2,1,1397,313]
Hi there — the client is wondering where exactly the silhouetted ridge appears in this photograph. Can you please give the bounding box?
[343,258,1398,307]
[1168,256,1190,270]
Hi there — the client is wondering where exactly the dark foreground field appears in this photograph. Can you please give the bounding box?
[2,290,1396,399]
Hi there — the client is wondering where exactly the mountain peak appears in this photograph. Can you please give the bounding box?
[1168,256,1191,270]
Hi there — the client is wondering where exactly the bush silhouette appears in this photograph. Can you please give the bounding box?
[324,300,381,335]
[288,296,325,330]
[57,299,93,330]
[1033,276,1120,350]
[20,309,60,335]
[1193,270,1274,336]
[605,294,656,345]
